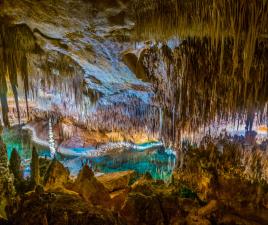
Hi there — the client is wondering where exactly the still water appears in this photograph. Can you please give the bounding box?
[2,126,176,181]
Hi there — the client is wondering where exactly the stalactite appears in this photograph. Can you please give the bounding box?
[6,51,21,125]
[133,0,268,80]
[0,24,9,127]
[10,84,21,124]
[21,54,30,120]
[0,19,36,126]
[31,147,40,186]
[0,95,9,127]
[136,37,268,145]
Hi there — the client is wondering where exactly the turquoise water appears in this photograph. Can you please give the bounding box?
[92,149,176,180]
[2,127,176,181]
[2,127,49,161]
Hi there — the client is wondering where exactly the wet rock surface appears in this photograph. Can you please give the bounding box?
[10,192,124,225]
[44,159,70,190]
[120,192,166,225]
[97,170,136,192]
[72,165,112,207]
[1,133,268,225]
[3,157,268,225]
[0,0,157,141]
[110,188,130,212]
[0,137,14,220]
[0,0,267,225]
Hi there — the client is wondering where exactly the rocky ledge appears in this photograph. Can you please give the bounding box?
[1,133,268,225]
[2,159,268,225]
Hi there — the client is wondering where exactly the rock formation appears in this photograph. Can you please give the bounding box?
[9,148,22,181]
[97,170,136,192]
[0,136,14,219]
[30,147,40,186]
[0,154,266,225]
[0,0,267,224]
[11,192,124,225]
[44,159,70,190]
[72,165,112,207]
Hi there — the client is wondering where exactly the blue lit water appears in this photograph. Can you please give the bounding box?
[2,127,176,181]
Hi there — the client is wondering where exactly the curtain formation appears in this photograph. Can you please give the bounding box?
[134,38,268,146]
[0,19,36,127]
[131,0,268,145]
[0,19,93,128]
[133,0,268,80]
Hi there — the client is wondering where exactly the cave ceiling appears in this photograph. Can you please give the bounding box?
[0,0,153,126]
[0,0,267,142]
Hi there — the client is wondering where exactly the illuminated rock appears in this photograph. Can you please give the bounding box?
[11,192,123,225]
[97,170,136,192]
[0,137,14,219]
[72,165,112,207]
[44,159,70,190]
[110,188,130,212]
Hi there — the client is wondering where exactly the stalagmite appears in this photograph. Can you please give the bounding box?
[0,1,267,224]
[30,147,40,186]
[48,117,56,158]
[159,107,163,139]
[0,133,14,219]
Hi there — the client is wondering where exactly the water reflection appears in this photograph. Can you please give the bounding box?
[2,126,176,181]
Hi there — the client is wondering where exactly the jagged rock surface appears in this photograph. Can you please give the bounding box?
[11,192,124,225]
[72,165,112,207]
[0,137,14,219]
[44,160,70,190]
[97,170,136,192]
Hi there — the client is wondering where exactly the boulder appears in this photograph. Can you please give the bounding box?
[72,165,111,207]
[97,170,136,192]
[120,192,165,225]
[110,188,130,211]
[11,191,123,225]
[173,170,214,201]
[44,160,70,190]
[131,175,154,196]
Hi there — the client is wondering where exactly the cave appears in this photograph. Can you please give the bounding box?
[0,0,268,225]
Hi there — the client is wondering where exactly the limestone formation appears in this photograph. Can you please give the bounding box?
[0,1,267,225]
[0,137,14,219]
[30,147,40,186]
[120,192,165,225]
[110,188,130,212]
[44,159,70,190]
[9,148,22,181]
[97,170,136,192]
[11,192,123,225]
[72,165,111,207]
